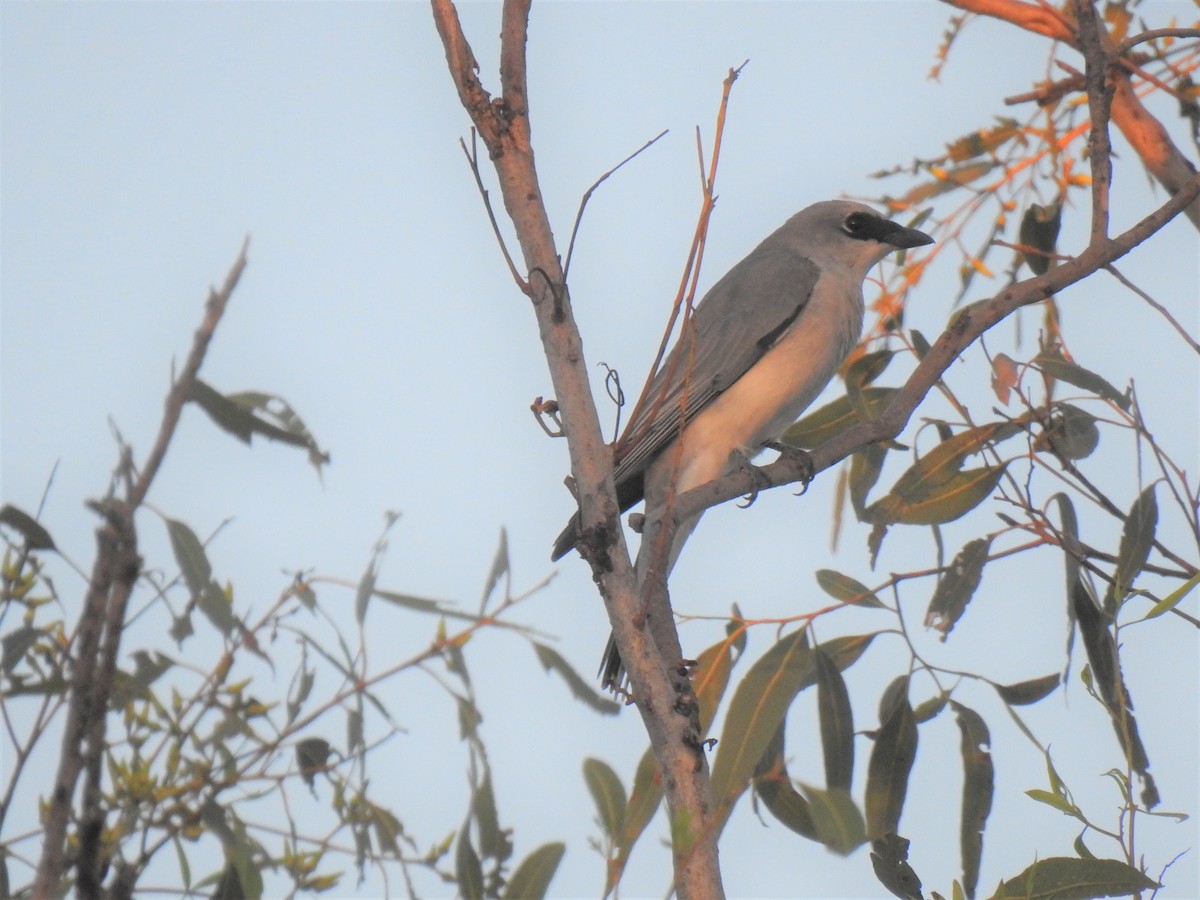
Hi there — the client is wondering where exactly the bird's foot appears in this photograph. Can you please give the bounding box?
[728,448,772,508]
[765,442,815,494]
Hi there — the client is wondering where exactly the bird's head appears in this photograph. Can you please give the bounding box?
[779,200,934,281]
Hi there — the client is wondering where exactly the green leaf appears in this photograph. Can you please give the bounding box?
[502,843,565,900]
[925,538,992,640]
[693,637,734,733]
[815,647,855,792]
[198,581,238,635]
[865,677,918,839]
[1,625,43,675]
[1108,484,1157,610]
[1036,403,1099,460]
[471,772,507,860]
[0,504,56,551]
[190,379,330,474]
[1033,351,1130,411]
[166,519,212,598]
[295,737,332,787]
[951,702,993,900]
[866,423,1017,527]
[479,527,509,611]
[455,828,484,900]
[994,673,1061,706]
[711,632,876,823]
[752,721,818,841]
[815,569,887,609]
[800,784,867,856]
[1144,570,1200,619]
[870,833,925,900]
[533,643,621,715]
[850,443,889,519]
[782,387,898,448]
[868,464,1008,527]
[611,749,662,893]
[582,758,627,840]
[995,856,1158,899]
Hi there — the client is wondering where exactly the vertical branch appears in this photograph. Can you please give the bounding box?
[429,3,726,896]
[1073,0,1114,242]
[33,244,248,897]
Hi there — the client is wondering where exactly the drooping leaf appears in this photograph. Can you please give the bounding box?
[295,737,332,788]
[870,832,925,900]
[995,856,1158,899]
[815,647,855,792]
[1033,351,1130,411]
[1036,403,1099,460]
[479,527,509,611]
[951,702,993,900]
[198,581,238,635]
[711,632,876,823]
[815,569,887,609]
[532,643,621,715]
[502,842,565,900]
[1018,202,1062,275]
[471,772,507,861]
[0,504,56,551]
[925,537,992,640]
[752,721,817,841]
[1107,484,1157,611]
[993,673,1061,706]
[1072,582,1157,807]
[693,637,734,733]
[849,443,889,519]
[166,519,212,598]
[1,626,43,675]
[582,758,627,840]
[799,784,867,856]
[455,827,484,900]
[611,749,662,892]
[865,677,918,839]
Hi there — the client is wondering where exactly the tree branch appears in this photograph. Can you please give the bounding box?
[34,243,248,897]
[667,174,1200,529]
[429,2,724,896]
[942,0,1200,229]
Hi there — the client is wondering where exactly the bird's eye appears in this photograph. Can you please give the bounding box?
[842,212,870,235]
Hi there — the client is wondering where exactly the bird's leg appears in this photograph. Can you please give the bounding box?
[765,441,815,494]
[728,448,773,509]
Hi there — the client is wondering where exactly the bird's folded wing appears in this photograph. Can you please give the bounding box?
[612,246,822,485]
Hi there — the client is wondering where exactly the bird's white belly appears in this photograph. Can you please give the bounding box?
[670,282,863,494]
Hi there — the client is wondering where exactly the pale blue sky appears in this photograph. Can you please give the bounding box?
[2,2,1197,897]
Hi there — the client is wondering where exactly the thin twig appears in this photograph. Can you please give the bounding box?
[459,130,529,293]
[563,129,669,280]
[1104,264,1200,355]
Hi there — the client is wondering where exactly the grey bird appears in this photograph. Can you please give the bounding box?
[551,200,933,688]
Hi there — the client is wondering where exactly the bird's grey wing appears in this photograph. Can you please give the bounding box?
[613,246,821,485]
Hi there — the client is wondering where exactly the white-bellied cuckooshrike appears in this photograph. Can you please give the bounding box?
[552,200,934,688]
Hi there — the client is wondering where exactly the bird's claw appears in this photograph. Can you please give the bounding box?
[766,442,815,495]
